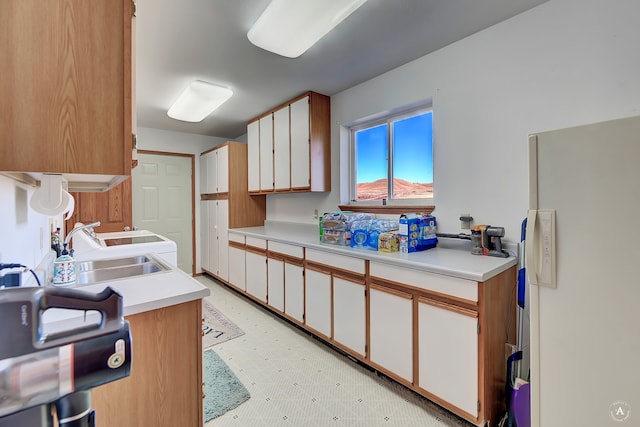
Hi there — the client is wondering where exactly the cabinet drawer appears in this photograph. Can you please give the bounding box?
[268,241,303,259]
[246,236,267,249]
[228,233,245,244]
[306,248,365,275]
[370,262,477,302]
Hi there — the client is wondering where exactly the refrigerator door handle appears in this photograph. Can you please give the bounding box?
[525,209,557,288]
[525,210,539,286]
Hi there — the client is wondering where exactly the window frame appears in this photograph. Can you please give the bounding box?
[348,104,434,207]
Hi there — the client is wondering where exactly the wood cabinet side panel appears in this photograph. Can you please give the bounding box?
[477,266,517,425]
[227,142,266,228]
[91,300,203,426]
[309,92,331,192]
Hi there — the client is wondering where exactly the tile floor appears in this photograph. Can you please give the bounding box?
[199,275,475,427]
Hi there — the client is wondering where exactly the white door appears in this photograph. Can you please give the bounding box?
[247,121,260,192]
[216,145,229,193]
[284,262,304,322]
[304,268,331,338]
[245,250,267,302]
[290,96,310,189]
[259,114,274,191]
[200,201,210,272]
[369,286,413,382]
[333,276,366,356]
[418,298,478,416]
[267,257,285,312]
[273,105,290,190]
[133,152,193,274]
[217,199,229,281]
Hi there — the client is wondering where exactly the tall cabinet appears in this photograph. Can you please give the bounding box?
[247,91,330,194]
[200,142,265,282]
[0,0,133,180]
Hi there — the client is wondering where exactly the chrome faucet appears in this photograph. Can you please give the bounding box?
[64,221,101,247]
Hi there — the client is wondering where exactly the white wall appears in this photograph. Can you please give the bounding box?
[0,175,61,283]
[266,0,640,245]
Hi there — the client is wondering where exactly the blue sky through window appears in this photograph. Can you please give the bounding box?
[355,111,433,184]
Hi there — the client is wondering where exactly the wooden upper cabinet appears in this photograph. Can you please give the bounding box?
[0,0,133,177]
[247,91,330,194]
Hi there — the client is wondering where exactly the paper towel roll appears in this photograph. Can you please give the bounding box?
[30,174,75,218]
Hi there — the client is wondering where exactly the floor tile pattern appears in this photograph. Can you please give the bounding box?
[199,276,474,427]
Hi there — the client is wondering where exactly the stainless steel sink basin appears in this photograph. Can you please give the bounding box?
[74,255,169,286]
[76,256,151,272]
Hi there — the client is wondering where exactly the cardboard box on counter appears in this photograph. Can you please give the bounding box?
[378,231,399,252]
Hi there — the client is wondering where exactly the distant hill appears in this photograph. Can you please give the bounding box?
[357,178,433,200]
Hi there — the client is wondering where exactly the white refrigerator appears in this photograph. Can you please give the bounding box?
[527,115,640,426]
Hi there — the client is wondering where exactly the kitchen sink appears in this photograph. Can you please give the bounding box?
[76,255,152,272]
[74,255,169,286]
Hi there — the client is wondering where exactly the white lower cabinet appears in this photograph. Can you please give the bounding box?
[228,245,246,291]
[201,199,229,281]
[267,257,285,312]
[284,263,304,322]
[369,285,413,383]
[304,268,331,338]
[333,276,366,356]
[418,298,479,417]
[245,250,267,303]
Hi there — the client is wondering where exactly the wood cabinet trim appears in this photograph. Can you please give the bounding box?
[418,296,478,318]
[369,283,413,300]
[228,240,246,250]
[370,277,477,311]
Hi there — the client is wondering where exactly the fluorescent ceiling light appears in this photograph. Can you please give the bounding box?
[167,80,233,122]
[247,0,368,58]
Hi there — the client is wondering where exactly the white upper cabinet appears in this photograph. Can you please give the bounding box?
[290,96,310,189]
[247,91,330,194]
[200,144,229,194]
[259,114,274,192]
[247,121,260,192]
[273,105,291,190]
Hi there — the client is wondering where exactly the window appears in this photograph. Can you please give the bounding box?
[349,107,433,202]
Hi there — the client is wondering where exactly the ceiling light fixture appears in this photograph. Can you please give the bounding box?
[247,0,368,58]
[167,80,233,122]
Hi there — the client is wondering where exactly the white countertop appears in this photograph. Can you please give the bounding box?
[41,254,210,332]
[229,222,517,282]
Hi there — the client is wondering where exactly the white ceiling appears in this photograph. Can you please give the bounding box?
[135,0,547,140]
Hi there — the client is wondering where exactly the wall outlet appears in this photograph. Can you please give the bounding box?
[460,213,473,229]
[313,209,318,219]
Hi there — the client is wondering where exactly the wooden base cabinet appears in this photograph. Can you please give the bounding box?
[91,300,203,426]
[283,262,304,323]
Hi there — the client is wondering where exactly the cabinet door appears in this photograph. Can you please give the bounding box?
[418,299,478,416]
[217,200,229,281]
[273,106,291,190]
[333,276,366,356]
[247,121,260,192]
[245,251,267,303]
[0,0,132,176]
[200,201,210,272]
[267,258,285,312]
[284,263,304,323]
[290,96,310,189]
[216,145,229,193]
[259,114,274,192]
[208,200,219,275]
[370,286,413,382]
[305,268,331,338]
[228,246,246,291]
[199,154,208,194]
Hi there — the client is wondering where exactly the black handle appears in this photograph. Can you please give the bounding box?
[40,287,122,321]
[37,287,125,348]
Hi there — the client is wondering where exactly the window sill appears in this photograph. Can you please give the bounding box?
[338,204,434,215]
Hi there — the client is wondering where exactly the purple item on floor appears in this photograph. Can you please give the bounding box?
[511,382,530,427]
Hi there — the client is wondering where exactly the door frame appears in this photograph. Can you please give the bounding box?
[136,149,196,276]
